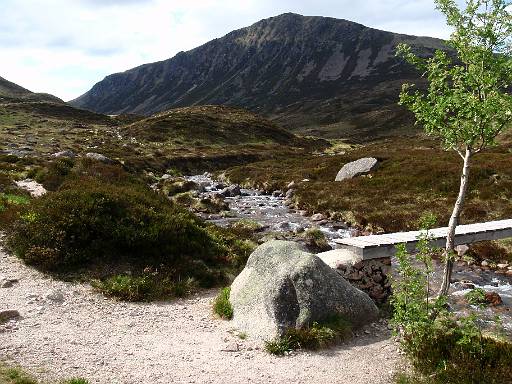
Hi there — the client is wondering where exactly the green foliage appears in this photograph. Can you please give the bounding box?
[397,0,512,152]
[2,163,253,301]
[465,288,487,306]
[265,315,351,355]
[302,228,330,251]
[264,337,293,356]
[0,363,89,384]
[63,379,89,384]
[5,176,224,272]
[95,274,198,301]
[0,193,30,212]
[213,287,233,319]
[391,220,512,383]
[95,275,154,302]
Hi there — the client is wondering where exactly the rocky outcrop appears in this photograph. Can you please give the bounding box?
[229,240,379,340]
[335,157,379,181]
[71,13,447,139]
[85,152,115,164]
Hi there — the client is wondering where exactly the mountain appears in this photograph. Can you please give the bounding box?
[71,13,446,140]
[0,75,63,103]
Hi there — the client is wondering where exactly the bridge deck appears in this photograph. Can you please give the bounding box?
[333,219,512,260]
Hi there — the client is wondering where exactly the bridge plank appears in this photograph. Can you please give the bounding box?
[333,219,512,260]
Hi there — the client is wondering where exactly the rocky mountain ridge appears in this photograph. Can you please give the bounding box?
[71,13,446,140]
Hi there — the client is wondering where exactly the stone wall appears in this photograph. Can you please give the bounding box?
[335,258,392,304]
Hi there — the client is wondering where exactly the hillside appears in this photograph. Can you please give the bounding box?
[123,105,306,146]
[71,13,446,140]
[0,75,63,104]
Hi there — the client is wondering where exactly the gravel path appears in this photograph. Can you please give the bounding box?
[0,246,400,384]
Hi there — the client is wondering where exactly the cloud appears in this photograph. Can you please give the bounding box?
[0,0,455,101]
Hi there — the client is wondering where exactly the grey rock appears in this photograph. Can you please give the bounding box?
[276,221,291,230]
[160,174,173,181]
[85,152,115,164]
[456,244,470,257]
[285,189,295,199]
[0,278,18,288]
[310,213,326,221]
[230,241,379,340]
[46,289,65,303]
[0,310,20,323]
[219,185,242,197]
[51,150,75,158]
[272,190,283,197]
[335,158,379,181]
[221,342,240,352]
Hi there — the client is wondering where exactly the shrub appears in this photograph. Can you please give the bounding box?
[2,167,255,301]
[228,220,263,238]
[465,288,487,306]
[391,219,512,384]
[0,193,30,212]
[468,240,512,264]
[213,287,233,319]
[5,177,226,273]
[95,275,154,302]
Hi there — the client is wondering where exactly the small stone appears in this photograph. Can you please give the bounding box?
[310,213,325,221]
[455,244,470,257]
[481,260,490,267]
[85,152,115,164]
[221,342,239,352]
[352,261,364,270]
[51,150,75,158]
[46,289,65,303]
[497,263,509,269]
[0,278,18,288]
[0,310,20,323]
[485,292,503,306]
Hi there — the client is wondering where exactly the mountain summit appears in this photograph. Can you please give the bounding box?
[71,13,445,139]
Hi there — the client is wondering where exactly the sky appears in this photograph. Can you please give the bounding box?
[0,0,460,101]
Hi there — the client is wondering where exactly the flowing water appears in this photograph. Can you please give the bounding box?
[187,173,512,333]
[186,174,351,247]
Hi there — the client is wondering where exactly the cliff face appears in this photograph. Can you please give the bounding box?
[71,13,445,139]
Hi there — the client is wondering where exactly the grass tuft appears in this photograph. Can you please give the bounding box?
[213,287,233,319]
[265,315,352,355]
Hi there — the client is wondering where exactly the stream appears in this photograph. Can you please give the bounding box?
[185,173,351,247]
[186,173,512,334]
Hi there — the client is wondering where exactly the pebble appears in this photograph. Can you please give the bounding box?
[46,289,65,303]
[0,310,21,323]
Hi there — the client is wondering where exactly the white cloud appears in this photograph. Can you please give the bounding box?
[0,0,455,101]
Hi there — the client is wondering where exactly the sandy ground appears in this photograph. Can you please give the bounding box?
[0,246,400,384]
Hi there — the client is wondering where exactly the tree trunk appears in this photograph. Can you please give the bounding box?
[438,147,472,297]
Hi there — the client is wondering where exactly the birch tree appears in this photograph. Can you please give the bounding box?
[397,0,512,296]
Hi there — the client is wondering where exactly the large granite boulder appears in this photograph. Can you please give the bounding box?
[229,240,379,340]
[335,157,379,181]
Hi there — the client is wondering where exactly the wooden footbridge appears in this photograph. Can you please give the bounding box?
[333,219,512,260]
